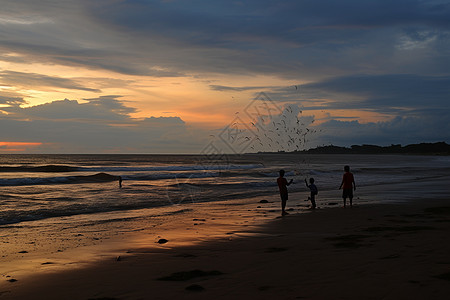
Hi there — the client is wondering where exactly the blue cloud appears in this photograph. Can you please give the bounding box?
[314,115,450,146]
[300,74,450,113]
[2,0,449,77]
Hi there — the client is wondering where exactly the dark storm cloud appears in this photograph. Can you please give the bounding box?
[1,0,449,77]
[0,71,101,92]
[300,74,450,112]
[83,0,450,76]
[255,73,450,114]
[0,95,27,107]
[94,0,450,44]
[314,114,450,147]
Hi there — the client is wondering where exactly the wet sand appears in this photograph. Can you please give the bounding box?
[2,190,450,299]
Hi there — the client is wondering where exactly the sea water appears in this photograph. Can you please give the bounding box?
[1,153,450,226]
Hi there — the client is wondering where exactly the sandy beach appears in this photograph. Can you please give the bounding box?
[2,182,450,300]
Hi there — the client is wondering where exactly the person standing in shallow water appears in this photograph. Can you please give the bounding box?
[305,178,318,209]
[339,165,356,208]
[277,169,293,216]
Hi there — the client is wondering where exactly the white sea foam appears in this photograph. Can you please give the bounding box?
[1,154,448,225]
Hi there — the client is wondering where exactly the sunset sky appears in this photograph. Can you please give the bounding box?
[1,0,449,153]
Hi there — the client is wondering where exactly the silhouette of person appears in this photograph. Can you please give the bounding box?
[118,176,122,188]
[305,177,318,209]
[339,165,356,207]
[277,169,293,216]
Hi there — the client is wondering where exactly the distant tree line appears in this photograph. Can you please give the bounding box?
[299,142,450,155]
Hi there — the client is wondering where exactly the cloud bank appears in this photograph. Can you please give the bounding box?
[0,0,449,152]
[0,96,202,153]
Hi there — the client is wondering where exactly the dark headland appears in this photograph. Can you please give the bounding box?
[259,142,450,155]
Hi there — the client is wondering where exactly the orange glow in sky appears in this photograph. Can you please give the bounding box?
[0,142,43,152]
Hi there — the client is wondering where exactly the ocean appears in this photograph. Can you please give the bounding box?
[1,153,450,227]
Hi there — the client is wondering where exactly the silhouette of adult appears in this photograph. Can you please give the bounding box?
[277,169,293,215]
[339,166,356,207]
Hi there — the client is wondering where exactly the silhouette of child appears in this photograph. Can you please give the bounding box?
[305,177,318,209]
[277,169,293,216]
[339,165,356,207]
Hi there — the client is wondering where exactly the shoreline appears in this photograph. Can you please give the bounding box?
[2,193,450,299]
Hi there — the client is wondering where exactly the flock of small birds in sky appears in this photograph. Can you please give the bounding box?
[222,103,320,154]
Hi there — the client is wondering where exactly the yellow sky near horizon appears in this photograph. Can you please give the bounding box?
[0,66,390,129]
[1,56,317,128]
[0,51,397,154]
